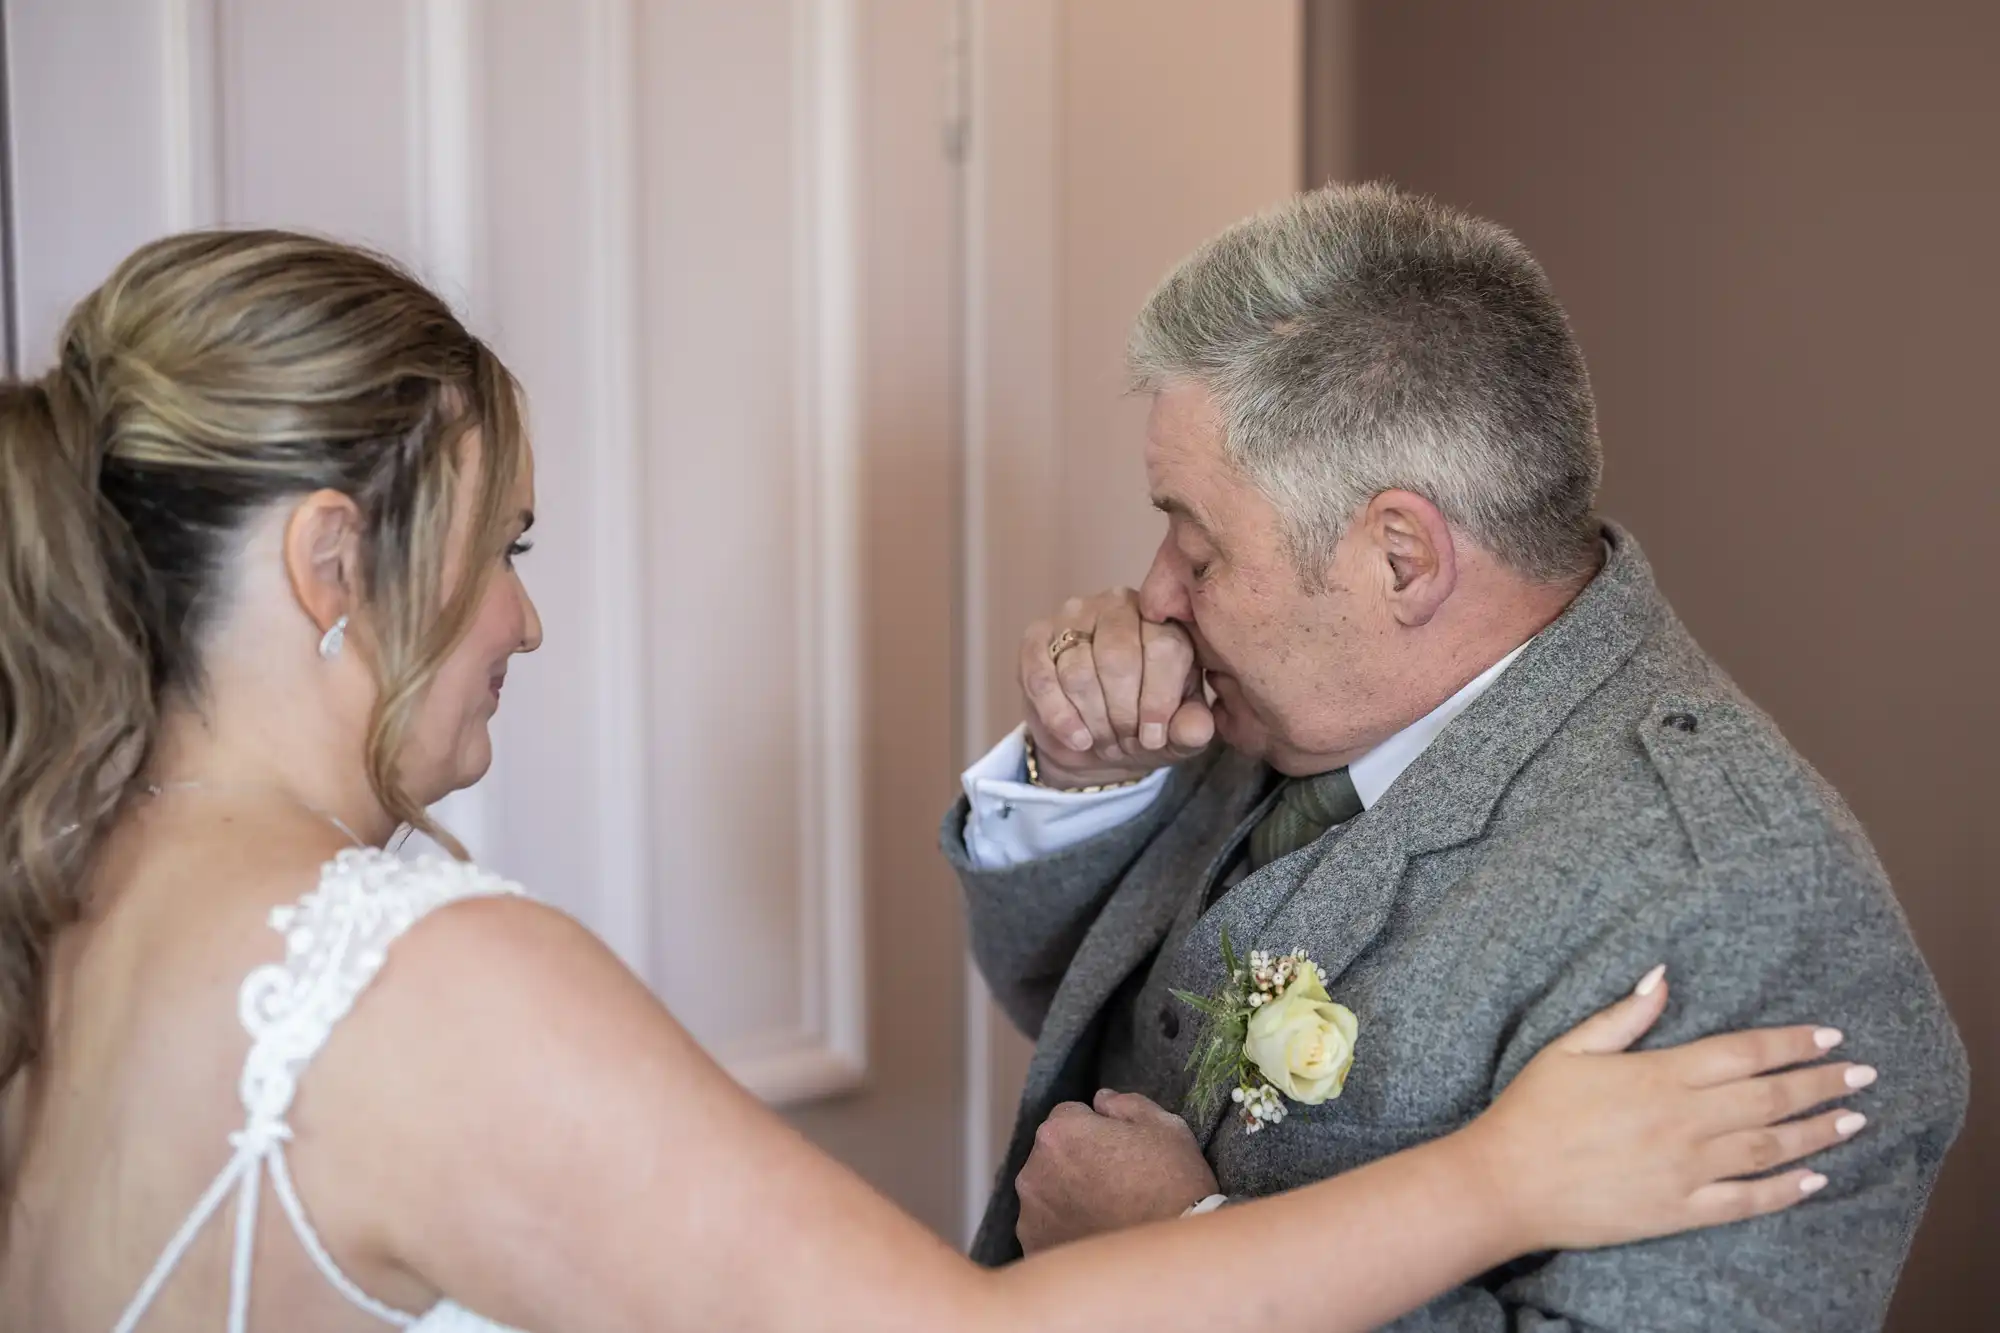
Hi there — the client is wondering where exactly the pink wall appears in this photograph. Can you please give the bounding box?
[1055,0,1303,593]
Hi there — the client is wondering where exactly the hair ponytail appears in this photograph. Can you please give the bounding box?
[0,367,156,1093]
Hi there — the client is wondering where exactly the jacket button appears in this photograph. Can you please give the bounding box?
[1662,712,1698,733]
[1160,1006,1180,1040]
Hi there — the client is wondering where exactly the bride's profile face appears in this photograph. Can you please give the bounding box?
[400,434,542,803]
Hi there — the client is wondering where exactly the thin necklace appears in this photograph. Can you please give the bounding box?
[142,780,369,849]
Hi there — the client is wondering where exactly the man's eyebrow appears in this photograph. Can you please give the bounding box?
[1152,495,1209,531]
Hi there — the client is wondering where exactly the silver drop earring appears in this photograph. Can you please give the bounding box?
[318,615,349,661]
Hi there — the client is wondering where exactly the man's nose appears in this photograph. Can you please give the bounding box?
[1138,542,1187,623]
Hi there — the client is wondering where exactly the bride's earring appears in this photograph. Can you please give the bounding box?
[318,614,349,662]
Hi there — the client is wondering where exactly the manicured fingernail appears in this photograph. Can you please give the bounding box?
[1845,1065,1878,1090]
[1141,723,1166,750]
[1814,1028,1844,1050]
[1634,964,1666,997]
[1836,1112,1867,1137]
[1799,1173,1829,1196]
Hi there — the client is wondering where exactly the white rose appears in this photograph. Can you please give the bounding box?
[1242,963,1357,1106]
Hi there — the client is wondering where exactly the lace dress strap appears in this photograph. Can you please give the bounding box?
[111,849,524,1333]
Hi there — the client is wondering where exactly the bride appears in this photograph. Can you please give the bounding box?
[0,231,1866,1333]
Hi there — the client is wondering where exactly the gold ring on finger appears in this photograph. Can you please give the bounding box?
[1048,627,1093,663]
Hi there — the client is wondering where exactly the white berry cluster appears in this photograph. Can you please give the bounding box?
[1243,948,1313,1009]
[1231,1080,1289,1133]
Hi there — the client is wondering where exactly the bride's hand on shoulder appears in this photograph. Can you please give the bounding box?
[1457,968,1869,1254]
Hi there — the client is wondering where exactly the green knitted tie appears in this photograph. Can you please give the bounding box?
[1247,768,1363,871]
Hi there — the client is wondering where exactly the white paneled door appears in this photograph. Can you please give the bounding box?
[5,0,1305,1246]
[6,0,873,1107]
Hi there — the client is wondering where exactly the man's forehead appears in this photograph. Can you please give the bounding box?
[1142,437,1190,508]
[1144,390,1215,475]
[1145,383,1224,444]
[1145,392,1233,520]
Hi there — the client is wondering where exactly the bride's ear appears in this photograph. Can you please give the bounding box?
[283,490,365,641]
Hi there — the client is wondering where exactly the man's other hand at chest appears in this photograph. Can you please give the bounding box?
[1013,1090,1220,1254]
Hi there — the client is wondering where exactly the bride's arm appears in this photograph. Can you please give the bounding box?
[989,999,1843,1332]
[316,898,1856,1333]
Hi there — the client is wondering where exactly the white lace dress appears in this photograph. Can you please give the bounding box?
[110,849,527,1333]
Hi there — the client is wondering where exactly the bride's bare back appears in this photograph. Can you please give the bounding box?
[1,809,446,1331]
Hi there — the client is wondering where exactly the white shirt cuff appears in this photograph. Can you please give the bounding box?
[959,725,1173,871]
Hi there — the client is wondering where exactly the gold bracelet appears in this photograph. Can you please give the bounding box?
[1022,733,1149,794]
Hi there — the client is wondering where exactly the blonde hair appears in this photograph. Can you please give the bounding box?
[0,229,526,1095]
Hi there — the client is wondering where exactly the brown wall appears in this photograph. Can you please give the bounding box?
[1320,1,1997,1325]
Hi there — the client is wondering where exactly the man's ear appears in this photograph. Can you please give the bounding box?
[1361,489,1457,627]
[282,490,365,638]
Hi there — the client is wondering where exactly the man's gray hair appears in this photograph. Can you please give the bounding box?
[1128,182,1603,584]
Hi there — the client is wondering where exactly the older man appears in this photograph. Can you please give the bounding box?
[942,183,1966,1329]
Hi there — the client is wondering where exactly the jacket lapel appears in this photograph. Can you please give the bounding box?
[1182,821,1410,1146]
[1017,749,1269,1107]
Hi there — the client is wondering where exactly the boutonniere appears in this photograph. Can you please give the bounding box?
[1173,930,1359,1134]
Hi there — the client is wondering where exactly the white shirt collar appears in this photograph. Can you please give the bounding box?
[1346,639,1532,810]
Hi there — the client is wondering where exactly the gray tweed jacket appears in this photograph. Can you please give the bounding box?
[943,525,1967,1331]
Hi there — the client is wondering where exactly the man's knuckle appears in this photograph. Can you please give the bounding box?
[1095,642,1137,674]
[1022,673,1063,706]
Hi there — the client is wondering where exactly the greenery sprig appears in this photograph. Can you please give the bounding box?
[1172,928,1265,1125]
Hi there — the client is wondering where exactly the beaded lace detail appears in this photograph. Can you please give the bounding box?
[111,849,527,1333]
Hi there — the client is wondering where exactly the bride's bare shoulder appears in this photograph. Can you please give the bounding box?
[292,852,710,1155]
[280,856,719,1316]
[305,855,674,1085]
